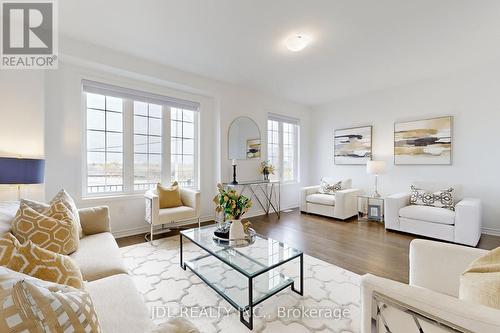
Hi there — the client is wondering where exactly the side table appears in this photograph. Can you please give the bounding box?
[358,195,384,222]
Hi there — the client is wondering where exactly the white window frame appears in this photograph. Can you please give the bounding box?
[82,80,200,198]
[267,113,300,183]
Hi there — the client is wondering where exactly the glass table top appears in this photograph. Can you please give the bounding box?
[181,225,303,278]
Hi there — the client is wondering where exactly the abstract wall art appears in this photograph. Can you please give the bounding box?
[394,116,452,165]
[334,126,372,165]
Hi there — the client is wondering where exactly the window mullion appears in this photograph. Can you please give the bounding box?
[162,106,171,184]
[123,99,134,193]
[279,121,284,181]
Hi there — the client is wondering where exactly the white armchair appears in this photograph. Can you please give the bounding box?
[144,188,200,241]
[300,179,362,220]
[385,181,482,246]
[361,240,500,333]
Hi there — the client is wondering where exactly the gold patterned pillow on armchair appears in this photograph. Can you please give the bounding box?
[12,201,79,255]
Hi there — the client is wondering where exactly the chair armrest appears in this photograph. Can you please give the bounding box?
[180,188,200,218]
[334,188,363,219]
[384,192,410,230]
[78,206,111,235]
[361,273,500,333]
[409,239,487,297]
[454,198,482,246]
[144,190,160,226]
[300,185,320,212]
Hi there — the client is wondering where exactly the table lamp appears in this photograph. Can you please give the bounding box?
[367,160,386,198]
[0,157,45,200]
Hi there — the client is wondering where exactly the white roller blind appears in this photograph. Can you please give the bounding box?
[268,112,300,125]
[82,80,200,111]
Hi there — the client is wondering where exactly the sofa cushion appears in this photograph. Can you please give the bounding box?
[70,232,127,281]
[159,206,197,223]
[306,193,336,206]
[87,274,152,333]
[0,201,19,234]
[157,182,183,209]
[410,185,456,211]
[399,205,455,225]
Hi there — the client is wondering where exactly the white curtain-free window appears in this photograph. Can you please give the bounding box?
[83,81,199,196]
[267,113,300,182]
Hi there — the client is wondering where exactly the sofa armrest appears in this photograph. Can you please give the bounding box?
[361,273,500,333]
[384,192,410,230]
[144,190,160,226]
[409,239,487,297]
[78,206,111,235]
[300,185,320,212]
[180,188,200,218]
[454,198,482,246]
[334,188,362,219]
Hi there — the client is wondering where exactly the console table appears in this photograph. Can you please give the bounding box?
[222,180,281,219]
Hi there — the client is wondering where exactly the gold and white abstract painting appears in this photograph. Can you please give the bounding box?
[334,126,372,165]
[394,116,452,165]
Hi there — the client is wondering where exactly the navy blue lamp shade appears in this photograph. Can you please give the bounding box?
[0,157,45,184]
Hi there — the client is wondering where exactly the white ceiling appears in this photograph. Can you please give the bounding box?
[59,0,500,106]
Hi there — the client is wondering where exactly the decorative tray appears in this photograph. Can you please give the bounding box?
[212,228,257,248]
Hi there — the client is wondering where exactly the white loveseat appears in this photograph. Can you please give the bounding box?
[385,182,482,246]
[300,179,362,220]
[361,239,500,333]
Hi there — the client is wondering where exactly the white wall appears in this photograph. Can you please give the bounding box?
[0,71,45,201]
[310,62,500,235]
[44,38,310,237]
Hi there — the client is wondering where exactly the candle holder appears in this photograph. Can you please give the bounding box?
[230,164,238,185]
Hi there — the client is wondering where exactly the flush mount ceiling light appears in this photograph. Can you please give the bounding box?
[285,33,311,52]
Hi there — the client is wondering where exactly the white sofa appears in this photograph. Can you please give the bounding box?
[361,239,500,333]
[385,182,482,246]
[300,179,362,220]
[145,187,200,240]
[0,201,197,333]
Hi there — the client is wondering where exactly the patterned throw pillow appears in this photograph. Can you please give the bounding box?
[21,189,83,238]
[319,179,342,195]
[8,241,84,289]
[410,185,455,211]
[12,201,79,255]
[0,232,20,265]
[0,267,101,333]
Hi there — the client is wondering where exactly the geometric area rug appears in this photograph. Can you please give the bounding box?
[121,236,361,333]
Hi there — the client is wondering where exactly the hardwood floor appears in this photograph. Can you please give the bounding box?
[116,209,500,284]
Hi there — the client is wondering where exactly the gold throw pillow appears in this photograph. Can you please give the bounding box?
[12,201,79,255]
[157,181,183,209]
[0,267,101,333]
[0,232,20,265]
[8,240,84,289]
[460,247,500,309]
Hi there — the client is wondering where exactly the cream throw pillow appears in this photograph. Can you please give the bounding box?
[459,247,500,309]
[12,201,79,255]
[0,267,101,333]
[157,181,183,209]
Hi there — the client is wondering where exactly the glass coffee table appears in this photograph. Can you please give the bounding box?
[180,225,304,330]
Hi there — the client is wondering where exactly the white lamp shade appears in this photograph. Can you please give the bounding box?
[367,161,386,175]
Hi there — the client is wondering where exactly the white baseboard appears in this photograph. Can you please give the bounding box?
[482,227,500,236]
[112,204,299,239]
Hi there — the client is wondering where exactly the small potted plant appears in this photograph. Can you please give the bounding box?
[213,184,252,239]
[259,160,275,181]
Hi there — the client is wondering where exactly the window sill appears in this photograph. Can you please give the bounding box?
[81,193,145,202]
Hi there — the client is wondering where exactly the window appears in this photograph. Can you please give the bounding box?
[171,108,196,187]
[133,102,163,191]
[83,80,199,196]
[267,114,299,182]
[86,93,124,193]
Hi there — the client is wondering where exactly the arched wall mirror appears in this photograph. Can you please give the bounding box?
[228,117,261,160]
